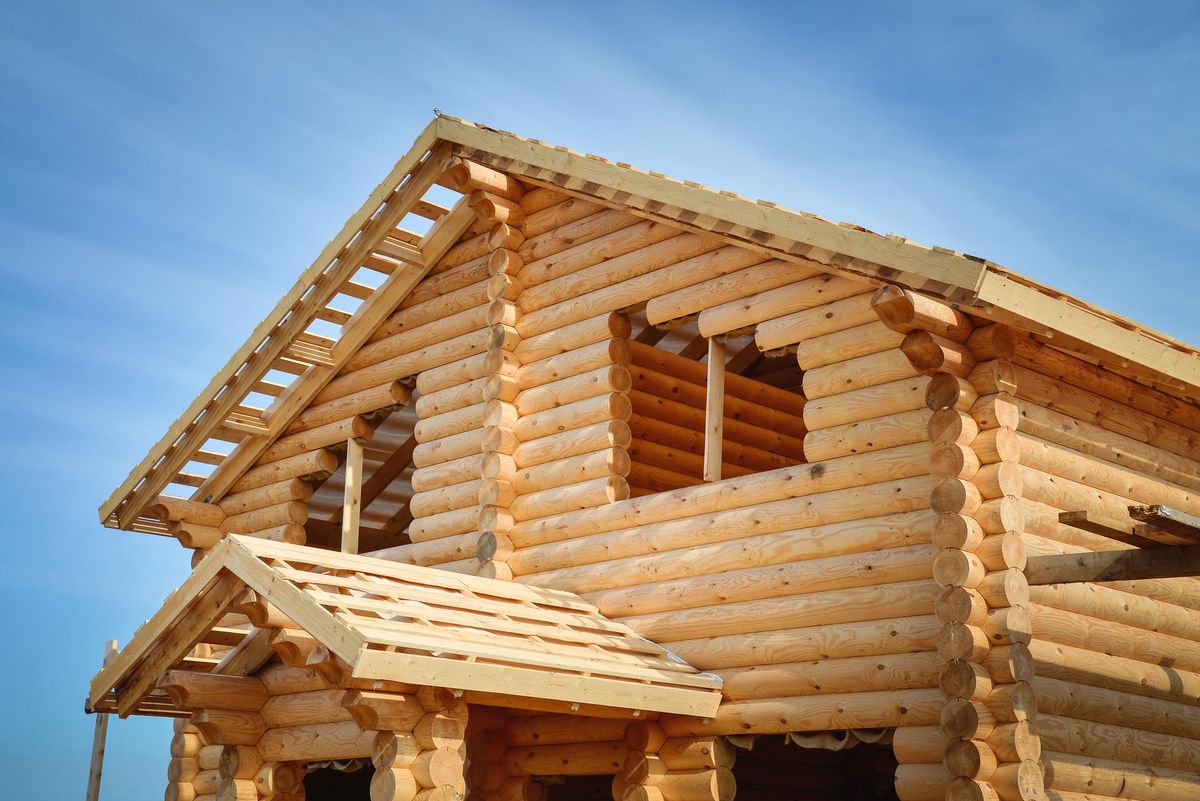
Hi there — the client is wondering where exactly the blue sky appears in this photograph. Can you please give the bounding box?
[1,1,1197,798]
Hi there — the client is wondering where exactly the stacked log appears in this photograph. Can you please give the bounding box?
[166,718,205,801]
[620,721,734,801]
[624,341,805,494]
[965,323,1200,801]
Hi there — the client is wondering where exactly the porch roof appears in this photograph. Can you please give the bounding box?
[88,536,722,719]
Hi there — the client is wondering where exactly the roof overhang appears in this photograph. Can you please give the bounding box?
[88,537,723,719]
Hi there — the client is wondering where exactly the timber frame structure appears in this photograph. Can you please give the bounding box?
[86,115,1200,801]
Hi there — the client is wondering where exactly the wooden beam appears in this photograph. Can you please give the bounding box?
[341,437,364,554]
[329,433,417,525]
[1057,510,1160,548]
[85,641,118,801]
[703,338,725,483]
[1129,504,1200,543]
[1025,545,1200,585]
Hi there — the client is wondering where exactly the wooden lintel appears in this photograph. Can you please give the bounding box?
[1025,544,1200,585]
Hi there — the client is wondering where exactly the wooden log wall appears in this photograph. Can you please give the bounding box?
[964,324,1200,801]
[159,659,474,801]
[624,341,805,494]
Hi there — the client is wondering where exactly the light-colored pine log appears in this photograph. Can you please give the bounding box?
[260,689,351,727]
[698,273,867,338]
[511,420,632,469]
[515,365,631,416]
[217,478,313,517]
[510,475,629,521]
[513,393,631,442]
[341,435,364,554]
[406,505,481,543]
[628,341,805,414]
[500,741,626,776]
[258,416,375,465]
[629,364,807,437]
[627,415,798,473]
[802,347,921,399]
[414,402,486,443]
[803,407,930,462]
[412,428,483,469]
[519,206,639,263]
[228,449,339,494]
[316,329,491,404]
[286,381,411,435]
[630,390,805,458]
[220,501,307,534]
[716,651,942,700]
[872,284,974,341]
[803,376,931,431]
[901,330,976,376]
[513,312,631,364]
[512,447,630,495]
[257,721,376,762]
[795,321,905,370]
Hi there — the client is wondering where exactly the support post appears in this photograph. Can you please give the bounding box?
[703,337,725,483]
[342,436,365,554]
[85,640,118,801]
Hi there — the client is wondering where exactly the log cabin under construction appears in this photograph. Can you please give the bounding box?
[84,115,1200,801]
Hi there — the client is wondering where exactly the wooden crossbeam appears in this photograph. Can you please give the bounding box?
[1025,544,1200,585]
[1058,510,1161,548]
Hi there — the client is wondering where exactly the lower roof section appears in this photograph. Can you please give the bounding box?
[88,536,722,719]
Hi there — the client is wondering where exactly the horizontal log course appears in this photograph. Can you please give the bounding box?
[372,529,478,566]
[1004,637,1200,706]
[285,382,411,437]
[191,710,265,746]
[406,505,480,543]
[646,259,815,324]
[227,449,338,494]
[507,441,934,548]
[406,258,491,313]
[1008,676,1200,740]
[972,324,1200,433]
[519,217,682,288]
[697,272,867,338]
[519,244,770,338]
[220,500,307,534]
[514,365,631,416]
[411,453,485,493]
[974,362,1200,461]
[419,351,516,399]
[1026,581,1200,644]
[629,390,806,458]
[892,726,949,764]
[667,615,940,677]
[513,393,631,442]
[628,341,806,414]
[516,338,630,389]
[802,408,930,462]
[661,688,943,736]
[512,447,629,496]
[414,376,490,419]
[257,720,376,762]
[795,321,905,371]
[510,475,629,521]
[414,402,486,443]
[217,478,313,517]
[803,376,932,431]
[372,279,490,346]
[502,715,629,746]
[157,672,268,711]
[446,159,524,200]
[412,428,483,468]
[519,195,606,240]
[1010,431,1200,517]
[512,420,632,469]
[513,312,631,364]
[1040,750,1200,801]
[1027,602,1200,672]
[260,689,351,727]
[519,205,640,263]
[622,578,937,643]
[627,415,797,473]
[1033,714,1200,775]
[518,232,730,312]
[715,651,942,700]
[500,741,626,776]
[149,496,224,527]
[626,438,750,482]
[583,542,937,618]
[871,284,973,341]
[348,305,489,374]
[258,416,375,465]
[802,347,921,399]
[408,479,481,519]
[315,328,492,404]
[629,365,807,438]
[754,291,877,352]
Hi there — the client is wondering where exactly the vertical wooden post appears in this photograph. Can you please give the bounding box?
[86,640,119,801]
[703,337,726,483]
[341,436,364,554]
